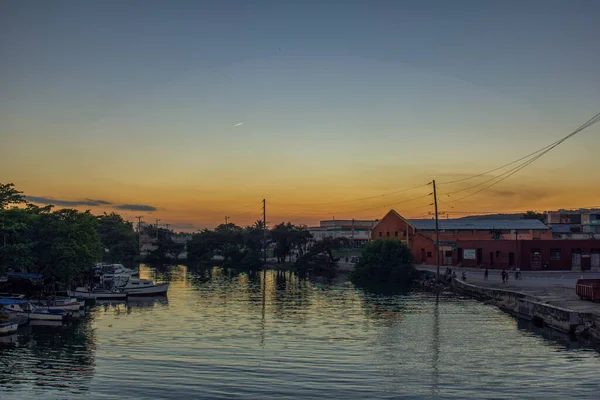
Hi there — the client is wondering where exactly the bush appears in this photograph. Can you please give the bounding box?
[350,240,416,286]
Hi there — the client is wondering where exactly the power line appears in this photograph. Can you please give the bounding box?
[277,182,432,207]
[442,111,600,201]
[438,110,600,186]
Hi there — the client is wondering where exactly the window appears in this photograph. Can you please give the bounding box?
[394,231,398,237]
[386,232,390,237]
[495,250,501,258]
[550,248,561,260]
[379,232,382,237]
[427,251,432,258]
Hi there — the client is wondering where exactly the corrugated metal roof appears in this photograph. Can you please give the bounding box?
[407,219,549,230]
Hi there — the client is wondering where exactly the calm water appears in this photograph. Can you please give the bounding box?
[2,266,600,399]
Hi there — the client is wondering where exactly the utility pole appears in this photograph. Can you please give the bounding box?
[225,216,230,225]
[515,230,519,269]
[155,218,161,239]
[134,216,143,263]
[262,199,267,264]
[433,180,441,281]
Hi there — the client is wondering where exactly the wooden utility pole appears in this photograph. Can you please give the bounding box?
[433,180,441,281]
[155,218,161,239]
[225,216,230,225]
[262,199,267,264]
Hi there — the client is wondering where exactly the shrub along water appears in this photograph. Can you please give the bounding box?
[350,239,417,290]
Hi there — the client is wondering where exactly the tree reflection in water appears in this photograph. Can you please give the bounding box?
[0,319,96,395]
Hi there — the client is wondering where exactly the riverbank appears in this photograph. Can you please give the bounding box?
[416,265,600,342]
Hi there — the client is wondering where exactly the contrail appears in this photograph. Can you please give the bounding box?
[232,122,243,127]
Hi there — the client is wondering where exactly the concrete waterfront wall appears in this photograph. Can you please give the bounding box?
[451,279,599,337]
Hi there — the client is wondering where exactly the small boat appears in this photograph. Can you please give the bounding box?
[0,321,18,335]
[118,278,169,296]
[34,297,85,311]
[67,287,127,300]
[0,299,69,321]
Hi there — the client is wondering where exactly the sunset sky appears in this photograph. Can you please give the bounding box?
[2,1,599,231]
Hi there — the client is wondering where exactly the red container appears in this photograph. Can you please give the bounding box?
[576,279,600,301]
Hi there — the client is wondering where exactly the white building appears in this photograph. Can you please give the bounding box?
[308,219,378,246]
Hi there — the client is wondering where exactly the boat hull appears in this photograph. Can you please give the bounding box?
[68,289,127,300]
[0,322,18,335]
[123,283,169,296]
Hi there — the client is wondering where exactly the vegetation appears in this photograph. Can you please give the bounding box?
[521,211,546,223]
[143,225,186,265]
[350,240,417,288]
[1,184,102,286]
[186,221,268,270]
[294,237,348,273]
[97,212,139,266]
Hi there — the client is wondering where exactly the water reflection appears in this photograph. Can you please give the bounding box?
[0,320,96,395]
[3,265,600,399]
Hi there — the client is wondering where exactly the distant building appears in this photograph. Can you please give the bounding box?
[369,209,592,270]
[546,209,600,237]
[309,219,378,246]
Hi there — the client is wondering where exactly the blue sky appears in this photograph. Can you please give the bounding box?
[1,0,599,229]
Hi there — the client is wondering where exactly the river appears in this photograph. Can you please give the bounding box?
[1,265,600,399]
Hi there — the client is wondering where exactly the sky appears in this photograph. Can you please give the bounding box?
[1,0,599,231]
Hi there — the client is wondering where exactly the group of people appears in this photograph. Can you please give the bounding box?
[444,267,467,282]
[482,267,521,282]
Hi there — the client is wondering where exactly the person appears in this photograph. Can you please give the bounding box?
[461,271,467,281]
[515,267,521,280]
[452,271,457,281]
[501,269,506,283]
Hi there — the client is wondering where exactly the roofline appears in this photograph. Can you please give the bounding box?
[371,209,415,232]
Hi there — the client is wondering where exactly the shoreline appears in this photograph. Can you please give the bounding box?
[448,277,600,343]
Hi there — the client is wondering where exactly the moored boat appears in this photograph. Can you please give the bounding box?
[34,297,85,312]
[117,278,169,296]
[67,287,127,300]
[1,299,69,321]
[0,321,18,335]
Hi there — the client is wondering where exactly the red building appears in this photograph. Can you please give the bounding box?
[370,210,600,271]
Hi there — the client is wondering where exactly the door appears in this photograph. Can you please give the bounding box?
[591,250,600,269]
[476,248,482,265]
[572,250,582,269]
[444,250,453,265]
[509,252,515,268]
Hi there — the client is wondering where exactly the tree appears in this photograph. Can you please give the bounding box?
[96,213,138,266]
[146,227,185,265]
[187,229,223,265]
[350,239,416,287]
[521,211,546,223]
[270,223,312,263]
[294,237,344,273]
[32,209,101,285]
[0,183,26,210]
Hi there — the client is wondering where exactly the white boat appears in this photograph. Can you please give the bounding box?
[118,278,169,296]
[1,299,69,321]
[0,321,18,335]
[34,298,84,312]
[68,287,127,300]
[99,264,139,281]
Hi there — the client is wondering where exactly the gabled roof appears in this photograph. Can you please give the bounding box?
[407,219,549,230]
[371,209,415,232]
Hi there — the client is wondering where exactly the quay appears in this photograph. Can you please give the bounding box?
[416,265,600,341]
